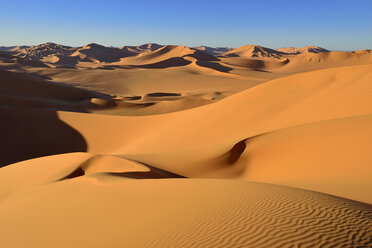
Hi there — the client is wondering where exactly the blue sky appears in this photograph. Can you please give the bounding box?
[1,0,371,50]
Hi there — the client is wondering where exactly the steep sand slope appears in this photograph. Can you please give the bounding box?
[0,173,371,248]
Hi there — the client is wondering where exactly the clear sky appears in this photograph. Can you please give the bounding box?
[1,0,372,50]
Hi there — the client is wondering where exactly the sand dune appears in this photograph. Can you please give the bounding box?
[72,43,136,63]
[0,171,370,247]
[221,44,286,59]
[0,57,241,114]
[120,45,218,66]
[276,49,372,73]
[1,42,372,247]
[9,42,76,63]
[5,42,160,67]
[194,45,233,55]
[2,63,370,202]
[235,114,372,203]
[0,46,16,51]
[48,64,371,202]
[121,43,163,54]
[276,45,329,54]
[0,152,150,199]
[16,61,256,97]
[219,56,289,71]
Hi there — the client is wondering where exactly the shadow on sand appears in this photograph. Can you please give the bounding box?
[0,106,88,167]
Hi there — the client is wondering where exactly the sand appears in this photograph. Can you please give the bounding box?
[1,176,371,247]
[1,42,371,247]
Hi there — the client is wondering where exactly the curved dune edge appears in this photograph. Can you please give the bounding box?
[0,178,371,248]
[0,153,149,201]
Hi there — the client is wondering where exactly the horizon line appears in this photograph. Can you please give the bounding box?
[1,41,368,52]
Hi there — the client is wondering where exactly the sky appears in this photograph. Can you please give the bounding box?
[1,0,372,50]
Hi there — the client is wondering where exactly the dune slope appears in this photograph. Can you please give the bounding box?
[0,175,370,248]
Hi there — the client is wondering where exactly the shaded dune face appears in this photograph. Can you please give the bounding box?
[132,57,192,69]
[0,107,87,167]
[0,70,109,112]
[0,70,94,101]
[228,140,246,163]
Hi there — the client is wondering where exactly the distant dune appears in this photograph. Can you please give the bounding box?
[276,45,330,54]
[0,46,16,51]
[121,43,163,53]
[193,45,233,55]
[221,44,286,59]
[0,42,371,247]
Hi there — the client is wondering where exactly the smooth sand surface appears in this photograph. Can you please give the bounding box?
[1,43,372,247]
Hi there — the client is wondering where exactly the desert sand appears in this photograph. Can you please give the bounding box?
[0,43,371,247]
